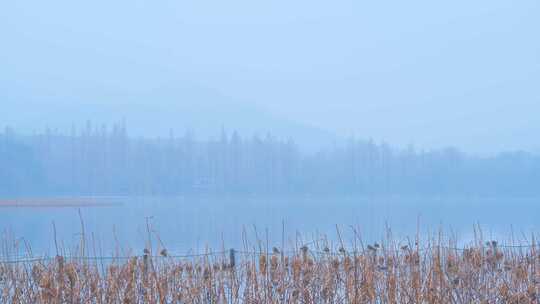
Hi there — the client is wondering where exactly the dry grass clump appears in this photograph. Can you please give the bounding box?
[0,231,538,303]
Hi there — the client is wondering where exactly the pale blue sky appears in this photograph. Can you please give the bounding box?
[1,0,539,153]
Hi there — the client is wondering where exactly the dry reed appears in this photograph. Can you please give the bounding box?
[0,231,538,303]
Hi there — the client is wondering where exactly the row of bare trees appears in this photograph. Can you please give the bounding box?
[0,124,539,196]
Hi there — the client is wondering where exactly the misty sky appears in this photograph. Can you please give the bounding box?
[1,0,539,154]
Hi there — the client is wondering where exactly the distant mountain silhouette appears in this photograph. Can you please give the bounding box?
[2,84,338,151]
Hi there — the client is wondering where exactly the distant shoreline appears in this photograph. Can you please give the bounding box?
[0,198,122,208]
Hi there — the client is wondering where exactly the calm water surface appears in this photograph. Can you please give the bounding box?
[0,196,538,256]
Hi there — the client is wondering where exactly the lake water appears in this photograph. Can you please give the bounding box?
[0,196,538,257]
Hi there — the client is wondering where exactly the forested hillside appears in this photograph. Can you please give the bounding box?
[1,124,538,196]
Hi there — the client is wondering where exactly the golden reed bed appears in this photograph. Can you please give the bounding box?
[0,232,538,304]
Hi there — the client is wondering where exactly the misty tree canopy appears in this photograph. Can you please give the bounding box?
[0,124,539,197]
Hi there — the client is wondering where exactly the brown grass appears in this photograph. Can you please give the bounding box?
[0,231,538,303]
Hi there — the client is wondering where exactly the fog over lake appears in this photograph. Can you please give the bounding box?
[1,0,539,264]
[1,196,538,256]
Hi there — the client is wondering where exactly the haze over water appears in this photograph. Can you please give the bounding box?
[1,0,539,257]
[1,196,538,255]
